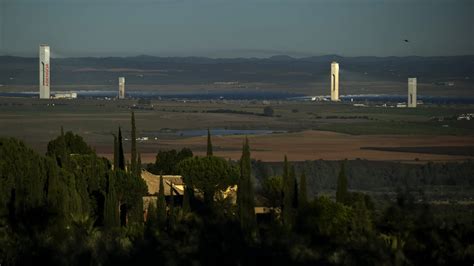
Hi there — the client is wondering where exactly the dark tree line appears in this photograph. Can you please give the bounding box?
[254,159,474,198]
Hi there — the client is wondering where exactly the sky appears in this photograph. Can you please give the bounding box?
[0,0,473,58]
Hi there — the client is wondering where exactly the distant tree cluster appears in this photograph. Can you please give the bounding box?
[263,106,274,117]
[46,127,94,166]
[252,159,474,199]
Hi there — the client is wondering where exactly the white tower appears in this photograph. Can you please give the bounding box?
[408,78,417,108]
[39,45,50,99]
[118,77,125,99]
[330,62,339,101]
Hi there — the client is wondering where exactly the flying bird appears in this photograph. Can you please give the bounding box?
[404,39,409,43]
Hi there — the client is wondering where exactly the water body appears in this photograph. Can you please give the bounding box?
[144,129,286,138]
[178,129,285,137]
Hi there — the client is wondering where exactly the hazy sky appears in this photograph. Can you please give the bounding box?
[1,0,473,57]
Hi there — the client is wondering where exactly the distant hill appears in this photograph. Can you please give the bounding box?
[0,55,472,86]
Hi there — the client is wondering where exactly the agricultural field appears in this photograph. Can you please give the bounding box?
[0,96,473,163]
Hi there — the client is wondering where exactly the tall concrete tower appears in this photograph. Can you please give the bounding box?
[408,77,417,108]
[330,62,339,101]
[118,77,125,99]
[39,45,50,99]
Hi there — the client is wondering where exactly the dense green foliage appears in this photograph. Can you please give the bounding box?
[237,138,257,237]
[282,156,297,228]
[130,112,137,174]
[156,175,167,226]
[147,148,193,175]
[46,130,94,166]
[177,156,238,206]
[1,130,473,265]
[113,134,118,169]
[117,127,125,170]
[261,175,283,208]
[299,170,308,208]
[104,172,119,228]
[0,127,147,265]
[336,162,348,203]
[252,159,474,198]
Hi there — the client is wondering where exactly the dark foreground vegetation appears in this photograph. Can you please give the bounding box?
[1,113,473,265]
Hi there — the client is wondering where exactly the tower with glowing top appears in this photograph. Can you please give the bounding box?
[330,62,339,101]
[118,77,125,99]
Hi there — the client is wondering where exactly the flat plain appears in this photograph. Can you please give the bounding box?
[0,96,473,163]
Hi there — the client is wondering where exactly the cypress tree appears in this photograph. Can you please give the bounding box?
[46,160,67,221]
[146,201,158,226]
[60,126,65,152]
[282,155,294,227]
[238,137,256,235]
[206,128,213,156]
[104,188,119,228]
[157,174,167,226]
[131,111,137,175]
[136,152,142,178]
[59,126,68,167]
[169,183,174,211]
[65,171,84,218]
[291,165,298,209]
[104,172,119,228]
[123,168,145,225]
[182,183,191,212]
[118,127,125,170]
[113,134,118,170]
[169,182,175,226]
[299,170,308,208]
[288,165,298,209]
[336,161,348,204]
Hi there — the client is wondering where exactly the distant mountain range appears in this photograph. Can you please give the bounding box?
[0,55,472,86]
